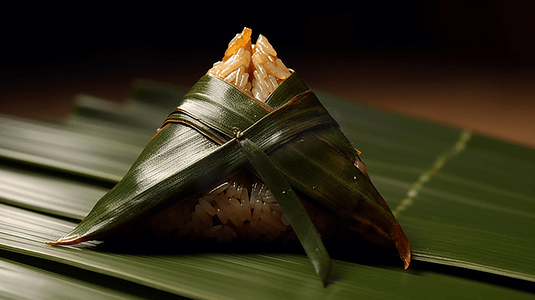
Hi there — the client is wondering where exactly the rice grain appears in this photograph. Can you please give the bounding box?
[204,224,222,238]
[199,198,216,216]
[216,208,228,224]
[207,28,292,102]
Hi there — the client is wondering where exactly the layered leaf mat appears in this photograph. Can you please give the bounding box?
[0,79,534,299]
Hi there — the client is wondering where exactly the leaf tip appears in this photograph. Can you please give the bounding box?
[320,261,333,287]
[402,255,411,270]
[392,223,411,270]
[46,234,81,246]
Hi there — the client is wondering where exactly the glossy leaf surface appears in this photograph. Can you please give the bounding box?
[0,76,534,299]
[49,73,409,273]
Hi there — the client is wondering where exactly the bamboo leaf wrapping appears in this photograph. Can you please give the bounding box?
[1,72,533,298]
[237,136,331,285]
[50,72,410,271]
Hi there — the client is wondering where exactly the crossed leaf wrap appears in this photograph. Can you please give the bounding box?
[54,72,410,266]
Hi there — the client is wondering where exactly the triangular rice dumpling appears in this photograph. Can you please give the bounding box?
[48,28,411,282]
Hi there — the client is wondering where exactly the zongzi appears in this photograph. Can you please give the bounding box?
[48,28,411,282]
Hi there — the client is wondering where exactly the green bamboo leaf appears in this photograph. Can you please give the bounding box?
[0,115,142,183]
[237,136,331,285]
[320,95,535,281]
[2,83,534,283]
[73,94,167,130]
[2,71,535,299]
[0,163,106,220]
[1,203,533,300]
[40,73,409,288]
[0,256,183,300]
[66,115,155,147]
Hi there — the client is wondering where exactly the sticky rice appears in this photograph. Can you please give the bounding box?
[207,28,292,102]
[132,29,335,244]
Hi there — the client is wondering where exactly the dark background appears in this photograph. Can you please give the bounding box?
[1,2,534,147]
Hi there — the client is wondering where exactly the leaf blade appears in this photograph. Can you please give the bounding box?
[237,136,331,285]
[4,202,535,299]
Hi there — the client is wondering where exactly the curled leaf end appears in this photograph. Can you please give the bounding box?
[392,222,411,269]
[403,256,411,270]
[46,234,81,246]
